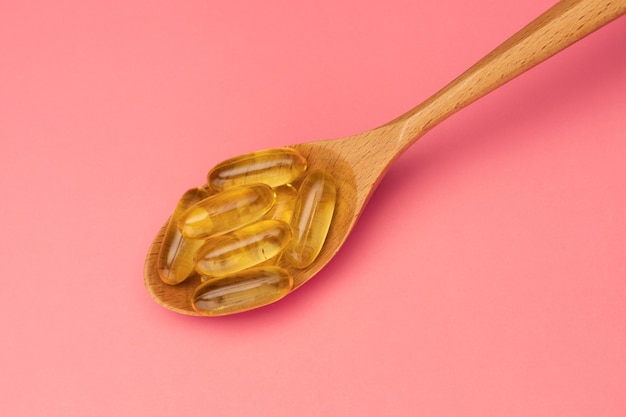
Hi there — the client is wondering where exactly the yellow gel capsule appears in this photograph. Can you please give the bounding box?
[265,184,298,223]
[199,257,278,282]
[194,219,292,277]
[192,266,294,316]
[284,170,337,269]
[158,187,211,285]
[207,147,307,191]
[196,244,284,282]
[178,184,275,239]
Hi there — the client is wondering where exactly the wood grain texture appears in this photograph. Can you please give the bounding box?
[145,0,625,315]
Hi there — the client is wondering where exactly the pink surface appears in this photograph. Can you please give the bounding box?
[1,0,625,415]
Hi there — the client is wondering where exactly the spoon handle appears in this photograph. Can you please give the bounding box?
[388,0,626,150]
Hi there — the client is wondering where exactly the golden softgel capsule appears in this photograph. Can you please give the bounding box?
[178,184,275,239]
[194,219,292,277]
[265,184,298,223]
[284,170,337,269]
[207,148,307,191]
[158,187,210,285]
[192,266,294,316]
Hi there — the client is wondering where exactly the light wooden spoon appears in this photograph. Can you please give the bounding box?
[145,0,626,315]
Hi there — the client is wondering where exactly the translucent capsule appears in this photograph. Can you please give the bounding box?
[198,257,279,282]
[265,184,298,223]
[284,170,337,269]
[194,219,292,277]
[178,184,275,239]
[158,187,211,285]
[192,266,294,316]
[207,148,307,191]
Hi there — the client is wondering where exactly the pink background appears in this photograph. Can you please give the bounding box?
[1,0,625,415]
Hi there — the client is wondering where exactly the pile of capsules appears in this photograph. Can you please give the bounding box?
[157,147,336,316]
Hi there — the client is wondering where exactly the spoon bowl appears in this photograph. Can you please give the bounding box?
[145,0,626,315]
[144,143,360,315]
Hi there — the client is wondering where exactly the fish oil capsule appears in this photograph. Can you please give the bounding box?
[178,184,275,239]
[192,266,294,316]
[194,219,292,277]
[199,257,278,281]
[284,170,337,269]
[158,187,211,285]
[265,184,298,223]
[207,148,307,191]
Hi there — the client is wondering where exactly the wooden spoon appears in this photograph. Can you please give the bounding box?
[145,0,626,315]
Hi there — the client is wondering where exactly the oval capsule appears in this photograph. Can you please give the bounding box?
[194,219,292,277]
[192,266,294,316]
[265,184,298,223]
[178,184,275,239]
[207,148,307,191]
[284,170,337,269]
[158,187,211,285]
